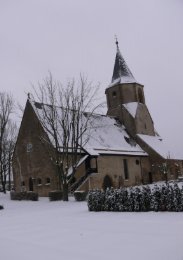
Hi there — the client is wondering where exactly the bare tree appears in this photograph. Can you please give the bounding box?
[1,121,17,192]
[0,92,15,193]
[33,73,101,201]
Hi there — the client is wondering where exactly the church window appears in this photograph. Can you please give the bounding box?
[45,177,51,185]
[123,159,129,180]
[26,143,33,153]
[37,178,42,186]
[112,91,117,98]
[136,160,140,165]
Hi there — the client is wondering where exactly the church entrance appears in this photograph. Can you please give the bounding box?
[29,177,34,191]
[102,175,113,191]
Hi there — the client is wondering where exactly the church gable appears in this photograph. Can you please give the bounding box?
[12,100,57,195]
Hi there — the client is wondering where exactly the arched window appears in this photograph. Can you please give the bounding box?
[45,177,51,185]
[37,178,42,186]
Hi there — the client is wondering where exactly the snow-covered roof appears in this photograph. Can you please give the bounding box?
[123,102,138,118]
[82,114,147,156]
[30,100,147,157]
[137,134,183,160]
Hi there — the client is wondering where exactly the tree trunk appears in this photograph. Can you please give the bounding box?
[2,181,6,194]
[63,183,69,201]
[8,153,11,191]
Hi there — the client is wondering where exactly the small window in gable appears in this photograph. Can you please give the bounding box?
[26,143,33,153]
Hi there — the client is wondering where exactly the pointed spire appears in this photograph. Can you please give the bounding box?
[111,38,136,85]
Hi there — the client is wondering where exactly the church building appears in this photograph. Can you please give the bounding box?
[12,41,183,196]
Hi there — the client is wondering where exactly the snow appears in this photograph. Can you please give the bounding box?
[123,102,138,118]
[83,114,146,156]
[108,76,137,87]
[1,193,183,260]
[31,100,146,156]
[137,134,183,160]
[68,155,88,176]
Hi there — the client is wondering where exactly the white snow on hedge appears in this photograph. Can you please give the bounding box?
[0,194,183,260]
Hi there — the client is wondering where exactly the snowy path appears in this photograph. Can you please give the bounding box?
[0,193,183,260]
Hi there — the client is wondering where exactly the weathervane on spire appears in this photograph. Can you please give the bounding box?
[115,35,119,49]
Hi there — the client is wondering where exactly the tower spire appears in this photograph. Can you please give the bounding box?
[111,38,136,85]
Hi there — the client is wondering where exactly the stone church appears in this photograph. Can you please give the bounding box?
[12,41,183,196]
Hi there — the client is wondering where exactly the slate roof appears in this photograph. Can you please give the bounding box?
[109,42,137,87]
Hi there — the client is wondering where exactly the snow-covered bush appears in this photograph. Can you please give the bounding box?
[74,191,87,201]
[88,190,105,211]
[49,191,63,201]
[151,185,161,211]
[88,182,183,212]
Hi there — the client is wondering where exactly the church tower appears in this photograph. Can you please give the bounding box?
[105,40,155,138]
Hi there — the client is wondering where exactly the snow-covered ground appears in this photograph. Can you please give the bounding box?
[0,193,183,260]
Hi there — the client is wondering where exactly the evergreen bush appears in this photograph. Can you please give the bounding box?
[49,191,63,201]
[10,191,38,201]
[74,191,87,201]
[87,182,183,212]
[0,205,4,210]
[88,190,105,211]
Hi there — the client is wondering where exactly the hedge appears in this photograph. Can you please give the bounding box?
[49,190,63,201]
[10,191,38,201]
[88,183,183,212]
[74,191,87,201]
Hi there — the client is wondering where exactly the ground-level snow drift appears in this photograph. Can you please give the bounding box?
[0,193,183,260]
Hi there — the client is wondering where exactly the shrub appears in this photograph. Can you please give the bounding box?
[10,191,38,201]
[0,205,4,210]
[74,191,87,201]
[87,182,183,212]
[49,190,63,201]
[26,192,39,201]
[88,190,105,211]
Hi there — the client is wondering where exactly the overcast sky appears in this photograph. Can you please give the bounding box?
[0,0,183,157]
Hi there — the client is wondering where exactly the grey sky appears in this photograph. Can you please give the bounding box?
[0,0,183,157]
